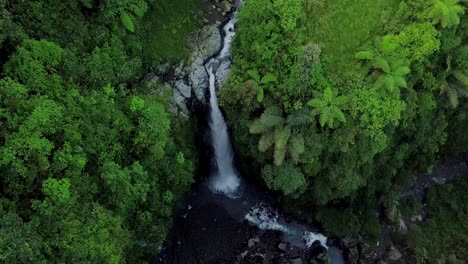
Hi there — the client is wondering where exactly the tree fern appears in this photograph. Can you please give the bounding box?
[288,134,305,164]
[274,144,287,166]
[249,107,309,165]
[249,119,269,134]
[425,0,465,28]
[287,110,314,126]
[440,69,468,108]
[307,86,347,128]
[259,132,275,152]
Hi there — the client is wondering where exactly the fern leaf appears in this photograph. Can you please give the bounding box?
[259,132,275,152]
[263,106,283,116]
[287,111,314,126]
[384,76,396,92]
[319,110,329,127]
[261,113,285,128]
[261,73,278,84]
[394,76,408,88]
[247,70,261,83]
[394,66,411,76]
[324,87,333,102]
[120,12,135,32]
[288,134,305,164]
[453,70,468,86]
[355,51,375,60]
[274,145,287,166]
[307,98,326,108]
[260,107,285,128]
[249,119,269,134]
[274,126,291,149]
[375,58,390,73]
[332,106,346,124]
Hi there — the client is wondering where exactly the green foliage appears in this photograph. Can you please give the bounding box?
[144,0,200,63]
[424,0,465,28]
[262,164,306,196]
[397,23,441,61]
[355,43,411,93]
[120,12,136,32]
[316,208,360,237]
[307,87,347,128]
[224,0,466,248]
[246,70,278,103]
[0,213,45,263]
[0,1,198,262]
[407,177,468,262]
[249,107,309,165]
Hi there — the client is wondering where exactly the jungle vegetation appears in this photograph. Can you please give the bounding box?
[0,0,466,263]
[221,0,467,262]
[0,0,199,262]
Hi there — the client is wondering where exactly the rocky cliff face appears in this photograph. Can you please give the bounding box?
[142,0,235,116]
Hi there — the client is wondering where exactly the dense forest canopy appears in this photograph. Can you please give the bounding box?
[0,0,199,262]
[0,0,467,263]
[221,0,466,261]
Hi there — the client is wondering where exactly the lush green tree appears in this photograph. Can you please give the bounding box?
[424,0,465,28]
[249,106,310,165]
[262,164,306,196]
[307,86,347,128]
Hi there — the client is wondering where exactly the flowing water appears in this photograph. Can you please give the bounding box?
[157,2,345,263]
[206,17,241,197]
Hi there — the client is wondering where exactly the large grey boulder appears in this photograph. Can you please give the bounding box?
[387,245,402,261]
[198,25,222,59]
[220,0,233,12]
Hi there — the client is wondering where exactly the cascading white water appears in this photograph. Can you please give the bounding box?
[202,5,343,263]
[206,17,241,197]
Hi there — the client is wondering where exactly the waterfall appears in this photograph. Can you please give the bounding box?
[206,17,241,197]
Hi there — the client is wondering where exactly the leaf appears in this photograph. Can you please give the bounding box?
[274,126,291,149]
[257,87,264,103]
[319,110,329,127]
[274,145,287,166]
[375,58,390,74]
[260,110,285,128]
[394,76,408,88]
[247,70,260,83]
[249,120,269,134]
[332,106,346,124]
[394,66,411,76]
[307,98,326,108]
[287,111,314,126]
[261,73,277,84]
[355,51,375,60]
[374,76,386,90]
[131,4,145,18]
[120,12,135,32]
[453,70,468,86]
[288,135,305,164]
[384,76,396,92]
[324,87,333,102]
[259,132,275,152]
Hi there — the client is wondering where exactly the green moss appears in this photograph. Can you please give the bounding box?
[143,0,201,64]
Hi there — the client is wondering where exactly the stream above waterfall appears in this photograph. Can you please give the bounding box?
[155,2,345,263]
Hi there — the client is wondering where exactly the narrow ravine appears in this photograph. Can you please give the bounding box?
[156,2,344,263]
